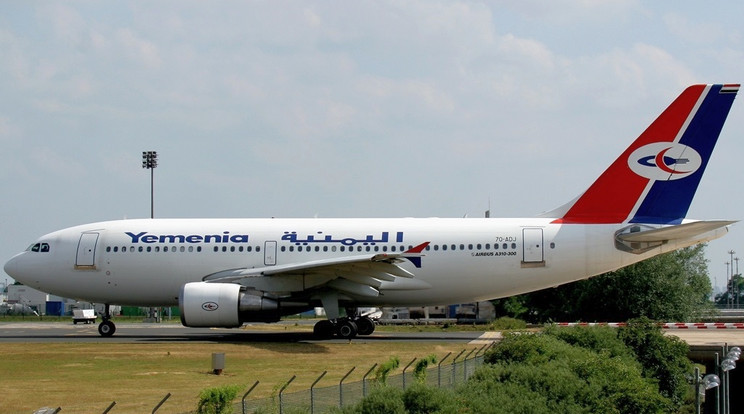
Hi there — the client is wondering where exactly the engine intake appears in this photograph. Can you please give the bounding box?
[179,282,278,328]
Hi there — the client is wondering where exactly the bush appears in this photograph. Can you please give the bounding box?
[481,329,675,413]
[374,356,400,385]
[618,317,691,407]
[490,316,527,330]
[402,383,459,414]
[196,384,243,414]
[351,386,405,414]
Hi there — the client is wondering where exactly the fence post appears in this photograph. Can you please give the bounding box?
[451,349,466,385]
[362,363,377,397]
[474,343,488,358]
[241,381,259,414]
[438,352,452,388]
[151,393,171,414]
[310,371,327,414]
[339,366,356,408]
[462,348,476,382]
[102,401,116,414]
[278,375,296,414]
[402,358,417,389]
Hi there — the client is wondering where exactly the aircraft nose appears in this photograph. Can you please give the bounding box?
[4,254,22,279]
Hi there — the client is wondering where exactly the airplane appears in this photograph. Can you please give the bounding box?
[3,83,740,339]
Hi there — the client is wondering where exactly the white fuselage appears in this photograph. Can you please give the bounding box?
[4,217,725,308]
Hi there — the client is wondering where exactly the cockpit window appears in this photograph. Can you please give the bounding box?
[28,243,50,253]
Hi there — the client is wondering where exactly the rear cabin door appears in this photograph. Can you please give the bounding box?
[76,232,99,269]
[522,228,544,265]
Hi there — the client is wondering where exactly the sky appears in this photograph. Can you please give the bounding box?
[1,1,743,294]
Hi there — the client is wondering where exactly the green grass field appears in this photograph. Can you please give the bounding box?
[2,335,475,413]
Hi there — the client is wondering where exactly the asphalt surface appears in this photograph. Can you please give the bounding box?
[1,321,741,347]
[0,321,485,344]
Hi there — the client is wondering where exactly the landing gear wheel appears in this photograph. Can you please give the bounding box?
[336,320,358,339]
[98,320,116,337]
[355,316,375,336]
[313,320,335,339]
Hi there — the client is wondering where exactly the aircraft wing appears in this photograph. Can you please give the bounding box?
[202,242,431,297]
[616,220,736,243]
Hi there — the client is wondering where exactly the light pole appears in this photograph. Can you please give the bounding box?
[142,151,158,219]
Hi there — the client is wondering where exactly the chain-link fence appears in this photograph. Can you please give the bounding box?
[238,345,492,414]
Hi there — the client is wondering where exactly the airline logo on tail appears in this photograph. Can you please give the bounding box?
[553,83,739,225]
[628,143,702,180]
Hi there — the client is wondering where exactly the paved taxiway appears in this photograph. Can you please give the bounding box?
[1,322,741,347]
[0,322,485,344]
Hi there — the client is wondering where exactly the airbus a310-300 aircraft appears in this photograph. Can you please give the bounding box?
[4,84,740,339]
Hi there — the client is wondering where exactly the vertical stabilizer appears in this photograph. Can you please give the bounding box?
[552,84,739,224]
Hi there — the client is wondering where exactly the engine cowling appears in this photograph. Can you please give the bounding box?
[179,282,278,328]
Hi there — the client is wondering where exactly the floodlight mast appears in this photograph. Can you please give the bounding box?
[142,151,158,219]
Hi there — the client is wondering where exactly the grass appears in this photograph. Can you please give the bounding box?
[2,337,474,413]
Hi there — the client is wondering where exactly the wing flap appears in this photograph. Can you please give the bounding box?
[201,242,430,296]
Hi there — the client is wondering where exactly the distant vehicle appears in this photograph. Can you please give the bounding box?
[72,309,97,325]
[4,84,740,339]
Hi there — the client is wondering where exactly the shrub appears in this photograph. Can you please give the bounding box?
[353,386,405,414]
[618,317,691,407]
[412,354,437,383]
[490,316,527,330]
[196,384,243,414]
[402,383,459,414]
[374,356,400,385]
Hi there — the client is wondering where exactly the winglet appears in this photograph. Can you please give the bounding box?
[550,84,739,225]
[402,242,430,268]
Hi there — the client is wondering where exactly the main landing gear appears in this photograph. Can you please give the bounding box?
[313,314,376,339]
[97,304,116,337]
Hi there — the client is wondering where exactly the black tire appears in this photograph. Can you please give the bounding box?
[336,320,358,339]
[98,320,116,337]
[356,317,375,336]
[313,320,335,339]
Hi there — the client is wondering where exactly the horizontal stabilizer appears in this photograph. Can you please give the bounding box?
[617,220,736,243]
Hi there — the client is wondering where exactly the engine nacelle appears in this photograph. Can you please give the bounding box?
[179,282,278,328]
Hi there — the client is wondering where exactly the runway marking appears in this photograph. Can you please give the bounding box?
[469,331,502,345]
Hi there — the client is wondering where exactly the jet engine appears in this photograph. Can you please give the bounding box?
[179,282,279,327]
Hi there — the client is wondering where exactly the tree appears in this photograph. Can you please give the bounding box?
[493,244,715,322]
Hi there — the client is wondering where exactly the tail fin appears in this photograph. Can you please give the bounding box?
[551,84,739,225]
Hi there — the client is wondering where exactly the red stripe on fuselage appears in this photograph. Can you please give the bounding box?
[553,85,706,224]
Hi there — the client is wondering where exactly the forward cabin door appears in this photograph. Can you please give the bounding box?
[75,232,99,269]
